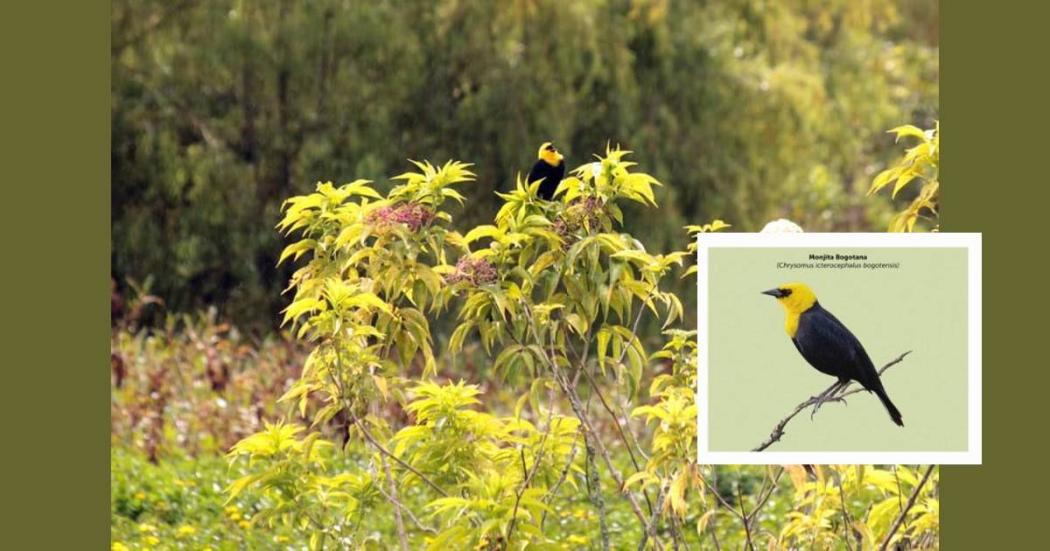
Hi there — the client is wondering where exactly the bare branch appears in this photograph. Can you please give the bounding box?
[879,465,936,551]
[748,467,785,524]
[736,484,756,551]
[638,483,668,551]
[752,351,911,452]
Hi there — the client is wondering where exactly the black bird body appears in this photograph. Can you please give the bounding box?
[528,142,565,200]
[764,283,904,426]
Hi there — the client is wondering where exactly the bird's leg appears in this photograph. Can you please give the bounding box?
[808,383,839,406]
[806,384,837,420]
[809,380,849,420]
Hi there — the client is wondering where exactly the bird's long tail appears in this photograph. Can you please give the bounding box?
[874,387,904,427]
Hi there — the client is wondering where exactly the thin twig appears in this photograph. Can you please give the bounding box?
[581,365,646,471]
[707,513,722,551]
[638,483,668,551]
[879,465,935,551]
[834,470,855,551]
[552,352,662,548]
[514,305,663,548]
[752,352,911,452]
[505,388,557,545]
[705,468,724,551]
[350,415,448,496]
[328,349,449,498]
[382,455,410,550]
[706,467,783,551]
[749,467,785,521]
[669,513,683,551]
[371,471,437,534]
[742,467,785,549]
[574,294,658,513]
[541,428,582,527]
[736,484,756,551]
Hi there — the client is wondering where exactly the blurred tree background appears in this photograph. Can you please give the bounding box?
[112,0,938,329]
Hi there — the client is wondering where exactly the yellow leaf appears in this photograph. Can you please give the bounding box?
[622,471,657,491]
[696,510,716,535]
[463,225,502,244]
[372,375,389,400]
[668,470,689,516]
[891,167,919,198]
[888,124,929,143]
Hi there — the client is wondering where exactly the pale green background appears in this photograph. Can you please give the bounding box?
[707,247,969,452]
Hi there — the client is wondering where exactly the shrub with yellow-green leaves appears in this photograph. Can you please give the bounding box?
[222,147,939,550]
[627,330,701,519]
[869,122,940,232]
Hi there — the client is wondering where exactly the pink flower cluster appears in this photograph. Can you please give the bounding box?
[446,256,498,286]
[554,196,605,241]
[366,202,434,232]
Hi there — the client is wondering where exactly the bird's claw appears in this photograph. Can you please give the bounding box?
[808,389,848,420]
[810,400,825,420]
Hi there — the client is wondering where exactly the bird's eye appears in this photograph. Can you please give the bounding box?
[780,288,792,297]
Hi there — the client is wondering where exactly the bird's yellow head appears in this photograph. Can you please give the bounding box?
[761,282,818,315]
[538,142,564,167]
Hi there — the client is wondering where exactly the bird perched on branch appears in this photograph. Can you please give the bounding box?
[762,283,904,426]
[527,142,565,200]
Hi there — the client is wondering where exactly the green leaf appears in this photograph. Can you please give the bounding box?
[597,327,611,373]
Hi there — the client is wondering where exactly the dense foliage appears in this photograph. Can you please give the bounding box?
[111,1,941,548]
[109,149,943,549]
[111,0,939,326]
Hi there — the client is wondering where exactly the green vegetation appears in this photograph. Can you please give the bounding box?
[111,1,940,548]
[113,148,940,549]
[112,0,938,326]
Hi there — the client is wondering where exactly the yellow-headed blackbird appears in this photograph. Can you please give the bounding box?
[528,142,565,200]
[762,282,904,426]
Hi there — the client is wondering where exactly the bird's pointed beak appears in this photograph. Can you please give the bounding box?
[761,288,785,298]
[557,152,564,161]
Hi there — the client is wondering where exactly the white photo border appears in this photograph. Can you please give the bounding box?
[696,232,982,465]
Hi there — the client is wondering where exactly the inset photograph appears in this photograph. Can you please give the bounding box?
[697,233,981,464]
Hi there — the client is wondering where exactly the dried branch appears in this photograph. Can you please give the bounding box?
[752,351,912,452]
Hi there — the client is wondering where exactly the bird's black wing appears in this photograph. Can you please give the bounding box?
[793,303,903,426]
[529,161,564,200]
[792,304,879,388]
